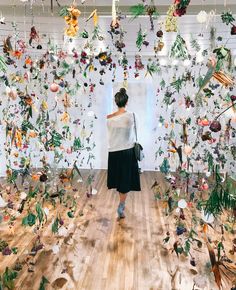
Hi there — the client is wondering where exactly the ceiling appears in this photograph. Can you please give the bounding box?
[0,0,236,16]
[1,0,236,5]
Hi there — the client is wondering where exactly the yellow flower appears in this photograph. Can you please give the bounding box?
[41,100,48,110]
[61,112,70,123]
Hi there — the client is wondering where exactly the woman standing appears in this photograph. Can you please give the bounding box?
[107,88,141,219]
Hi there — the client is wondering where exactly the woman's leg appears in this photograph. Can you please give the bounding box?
[119,192,127,203]
[117,192,127,218]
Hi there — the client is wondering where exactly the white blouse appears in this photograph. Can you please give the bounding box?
[107,111,136,152]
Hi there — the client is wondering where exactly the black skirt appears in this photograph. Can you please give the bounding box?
[107,147,141,193]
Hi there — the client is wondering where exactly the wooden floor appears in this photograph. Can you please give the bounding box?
[0,170,234,290]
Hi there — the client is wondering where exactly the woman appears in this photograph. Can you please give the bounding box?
[107,88,141,219]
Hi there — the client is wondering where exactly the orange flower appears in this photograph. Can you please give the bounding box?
[25,57,32,65]
[15,129,22,148]
[29,131,37,138]
[25,97,33,106]
[3,215,10,221]
[203,224,208,233]
[12,50,22,59]
[31,174,40,181]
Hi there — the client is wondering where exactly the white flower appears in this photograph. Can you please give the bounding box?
[178,199,187,209]
[52,244,60,254]
[20,192,27,200]
[196,11,208,24]
[92,188,97,195]
[0,196,7,208]
[44,207,49,216]
[201,210,214,224]
[175,208,180,213]
[58,226,68,237]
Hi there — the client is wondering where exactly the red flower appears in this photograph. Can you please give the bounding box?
[173,8,187,17]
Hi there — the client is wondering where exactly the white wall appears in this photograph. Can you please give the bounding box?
[0,13,235,175]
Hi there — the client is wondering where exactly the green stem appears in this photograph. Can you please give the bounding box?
[215,101,236,119]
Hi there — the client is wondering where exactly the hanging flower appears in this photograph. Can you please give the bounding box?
[165,5,178,32]
[209,120,221,132]
[170,34,190,60]
[198,118,210,126]
[60,5,81,37]
[183,145,192,156]
[196,10,208,23]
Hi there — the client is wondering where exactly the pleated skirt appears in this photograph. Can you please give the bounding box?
[107,147,141,194]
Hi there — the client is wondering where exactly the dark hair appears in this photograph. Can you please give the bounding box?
[114,88,128,108]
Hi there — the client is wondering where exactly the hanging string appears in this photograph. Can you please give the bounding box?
[24,4,27,42]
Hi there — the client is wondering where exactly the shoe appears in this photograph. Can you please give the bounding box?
[117,202,125,219]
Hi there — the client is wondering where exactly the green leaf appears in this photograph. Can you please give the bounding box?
[221,11,235,25]
[0,56,7,72]
[136,26,146,51]
[36,203,44,225]
[28,186,39,199]
[160,158,170,174]
[38,276,49,290]
[129,4,146,19]
[160,79,166,89]
[52,217,59,234]
[170,34,190,60]
[184,240,191,255]
[146,62,160,77]
[67,211,74,218]
[59,6,69,17]
[73,137,82,151]
[190,37,201,52]
[22,213,36,227]
[2,267,17,290]
[170,78,184,93]
[217,242,224,261]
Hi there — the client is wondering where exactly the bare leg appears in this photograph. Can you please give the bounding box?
[119,192,127,203]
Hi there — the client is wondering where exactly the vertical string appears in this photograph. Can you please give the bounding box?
[24,4,27,42]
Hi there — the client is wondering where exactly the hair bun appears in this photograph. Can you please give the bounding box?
[119,88,126,94]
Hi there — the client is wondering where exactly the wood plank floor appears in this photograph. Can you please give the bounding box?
[0,170,235,290]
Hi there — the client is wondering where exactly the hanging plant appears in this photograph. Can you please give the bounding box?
[160,158,170,174]
[129,3,146,19]
[205,166,236,216]
[221,11,235,26]
[173,0,191,17]
[165,4,178,32]
[136,26,148,51]
[190,36,201,52]
[52,216,60,234]
[86,9,98,27]
[209,100,236,133]
[45,130,63,150]
[1,267,18,290]
[22,212,36,227]
[38,276,49,290]
[0,55,7,72]
[170,34,190,60]
[170,77,185,93]
[221,11,236,35]
[145,61,160,77]
[73,137,82,151]
[29,26,40,47]
[213,46,231,72]
[129,0,159,30]
[60,5,81,37]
